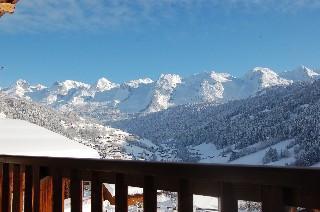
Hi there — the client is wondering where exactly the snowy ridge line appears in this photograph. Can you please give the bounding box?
[1,65,319,121]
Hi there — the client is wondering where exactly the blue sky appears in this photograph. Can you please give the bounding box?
[1,0,320,87]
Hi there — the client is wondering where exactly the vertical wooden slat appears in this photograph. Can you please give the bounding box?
[52,170,63,212]
[178,179,193,212]
[24,165,33,212]
[0,164,2,210]
[115,173,127,212]
[91,173,102,212]
[1,163,10,212]
[143,176,157,212]
[40,176,53,212]
[12,164,22,212]
[9,167,13,212]
[219,182,238,212]
[33,166,40,212]
[262,186,285,212]
[71,170,83,212]
[20,167,24,212]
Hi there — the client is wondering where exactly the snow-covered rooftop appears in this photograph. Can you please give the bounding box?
[0,118,100,158]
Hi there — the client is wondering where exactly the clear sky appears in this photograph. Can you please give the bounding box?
[1,0,320,87]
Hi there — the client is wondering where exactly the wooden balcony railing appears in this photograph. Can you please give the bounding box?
[1,154,320,212]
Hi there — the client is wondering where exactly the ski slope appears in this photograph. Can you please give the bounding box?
[0,117,99,158]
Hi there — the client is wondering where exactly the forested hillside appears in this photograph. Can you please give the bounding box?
[0,93,155,160]
[113,80,320,166]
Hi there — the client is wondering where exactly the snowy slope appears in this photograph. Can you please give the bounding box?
[172,72,232,105]
[0,93,158,161]
[243,67,291,90]
[0,118,99,158]
[146,74,182,112]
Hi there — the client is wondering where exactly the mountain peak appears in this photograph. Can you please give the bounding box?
[15,79,29,87]
[50,80,90,96]
[125,78,153,88]
[245,67,291,89]
[297,65,319,77]
[252,67,276,75]
[53,80,90,89]
[158,74,182,86]
[30,84,47,91]
[3,79,31,97]
[94,77,118,92]
[210,71,233,82]
[279,65,319,82]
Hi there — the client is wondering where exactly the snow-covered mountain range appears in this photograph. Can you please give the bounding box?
[113,79,320,166]
[2,66,319,123]
[1,65,320,166]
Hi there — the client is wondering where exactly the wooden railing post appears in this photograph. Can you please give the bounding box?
[1,163,11,212]
[219,182,238,212]
[33,166,40,212]
[52,169,63,212]
[143,176,157,212]
[178,179,193,212]
[12,164,22,212]
[115,173,128,212]
[70,170,83,212]
[91,172,103,212]
[24,165,33,212]
[262,186,285,212]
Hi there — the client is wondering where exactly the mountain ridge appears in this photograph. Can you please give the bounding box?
[2,66,319,121]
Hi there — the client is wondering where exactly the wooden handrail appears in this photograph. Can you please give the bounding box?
[1,154,320,211]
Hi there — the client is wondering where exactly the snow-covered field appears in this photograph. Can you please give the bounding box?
[230,139,295,166]
[0,116,99,158]
[187,139,296,166]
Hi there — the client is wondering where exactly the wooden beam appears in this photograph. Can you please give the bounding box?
[143,176,157,212]
[91,172,103,212]
[70,170,83,212]
[115,173,128,212]
[24,166,33,212]
[1,163,11,212]
[178,179,193,212]
[219,182,238,212]
[262,186,285,212]
[12,164,22,212]
[52,170,63,212]
[33,166,40,212]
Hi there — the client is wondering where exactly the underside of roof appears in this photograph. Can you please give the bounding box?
[0,0,19,17]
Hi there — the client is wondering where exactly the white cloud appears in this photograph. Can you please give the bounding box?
[0,0,319,33]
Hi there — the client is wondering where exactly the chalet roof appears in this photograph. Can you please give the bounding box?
[0,0,19,17]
